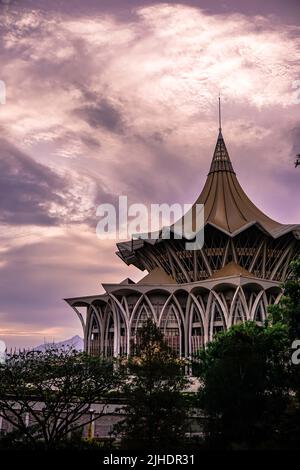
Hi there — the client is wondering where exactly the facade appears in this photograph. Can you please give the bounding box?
[0,402,122,440]
[0,401,203,440]
[66,124,300,358]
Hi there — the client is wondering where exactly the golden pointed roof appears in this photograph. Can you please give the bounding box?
[116,118,300,269]
[208,261,255,279]
[173,129,299,238]
[170,97,300,239]
[195,130,284,235]
[137,267,176,285]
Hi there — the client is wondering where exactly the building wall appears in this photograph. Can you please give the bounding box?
[0,403,204,441]
[73,280,282,358]
[123,228,299,283]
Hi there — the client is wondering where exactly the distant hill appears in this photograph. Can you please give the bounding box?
[34,335,84,352]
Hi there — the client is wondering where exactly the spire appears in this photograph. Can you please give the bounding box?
[209,96,235,174]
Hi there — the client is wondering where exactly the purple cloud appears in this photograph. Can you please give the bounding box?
[0,139,64,225]
[0,0,299,348]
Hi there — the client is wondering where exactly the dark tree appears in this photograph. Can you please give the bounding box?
[268,258,300,448]
[269,258,300,341]
[0,349,119,449]
[196,321,290,449]
[114,319,190,450]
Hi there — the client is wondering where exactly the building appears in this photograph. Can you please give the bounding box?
[66,115,300,358]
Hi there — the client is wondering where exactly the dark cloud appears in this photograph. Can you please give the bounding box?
[0,138,65,225]
[80,133,101,149]
[74,99,125,134]
[2,0,299,29]
[0,138,117,227]
[4,0,300,23]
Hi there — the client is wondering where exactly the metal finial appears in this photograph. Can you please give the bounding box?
[218,94,222,132]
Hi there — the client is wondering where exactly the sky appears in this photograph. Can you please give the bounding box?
[0,0,299,349]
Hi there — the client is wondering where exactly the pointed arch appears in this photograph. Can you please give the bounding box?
[208,293,227,341]
[108,294,129,356]
[159,303,183,356]
[129,295,157,354]
[88,311,102,356]
[250,290,265,322]
[104,311,114,357]
[188,302,205,356]
[87,303,105,355]
[211,290,229,327]
[253,297,266,324]
[228,287,248,326]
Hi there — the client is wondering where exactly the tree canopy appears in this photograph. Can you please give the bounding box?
[196,257,300,449]
[114,319,190,449]
[0,349,119,449]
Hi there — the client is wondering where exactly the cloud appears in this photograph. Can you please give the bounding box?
[0,138,65,225]
[290,126,300,156]
[0,228,142,349]
[0,2,299,347]
[74,98,125,133]
[0,136,118,228]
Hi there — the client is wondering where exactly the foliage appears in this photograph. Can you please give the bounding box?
[114,319,190,450]
[196,321,290,449]
[0,348,119,449]
[196,257,300,449]
[269,259,300,340]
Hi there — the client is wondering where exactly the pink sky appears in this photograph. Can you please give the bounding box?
[0,0,299,348]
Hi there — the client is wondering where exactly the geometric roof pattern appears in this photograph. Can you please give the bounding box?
[177,129,300,238]
[116,127,300,267]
